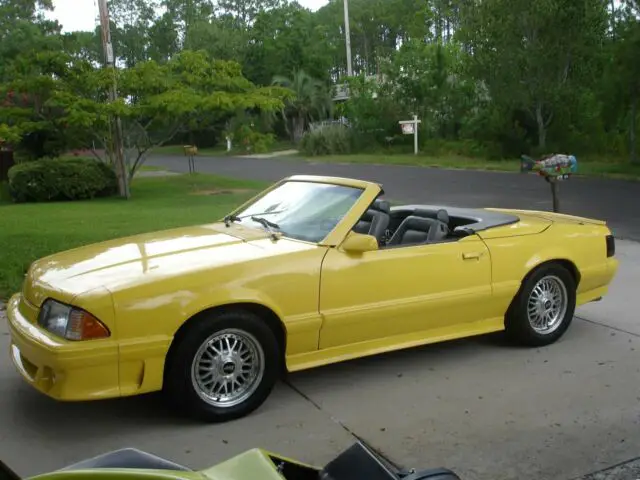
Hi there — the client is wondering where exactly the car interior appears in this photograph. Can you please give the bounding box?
[351,197,478,248]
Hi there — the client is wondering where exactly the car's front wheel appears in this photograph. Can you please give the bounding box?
[505,263,577,347]
[163,310,281,422]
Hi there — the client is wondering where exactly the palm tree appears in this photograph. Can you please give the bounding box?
[272,70,333,144]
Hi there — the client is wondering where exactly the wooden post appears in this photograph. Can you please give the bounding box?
[399,116,422,155]
[413,114,419,155]
[343,0,353,77]
[98,0,129,199]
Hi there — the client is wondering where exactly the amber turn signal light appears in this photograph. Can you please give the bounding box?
[67,308,111,340]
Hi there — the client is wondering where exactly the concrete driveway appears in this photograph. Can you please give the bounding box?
[1,157,639,480]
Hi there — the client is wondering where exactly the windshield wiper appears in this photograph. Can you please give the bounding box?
[250,216,281,240]
[224,210,285,228]
[224,214,240,227]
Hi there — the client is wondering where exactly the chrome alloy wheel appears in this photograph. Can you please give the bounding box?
[190,329,265,408]
[527,275,568,334]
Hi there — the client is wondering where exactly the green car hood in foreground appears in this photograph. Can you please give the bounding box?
[6,441,461,480]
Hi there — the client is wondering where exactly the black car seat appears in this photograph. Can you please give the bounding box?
[435,208,450,227]
[386,215,447,246]
[411,208,450,241]
[353,199,391,245]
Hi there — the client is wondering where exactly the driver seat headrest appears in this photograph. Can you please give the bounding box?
[372,199,391,214]
[436,208,449,224]
[414,208,449,225]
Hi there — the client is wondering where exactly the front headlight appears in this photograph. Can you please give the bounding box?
[38,299,111,341]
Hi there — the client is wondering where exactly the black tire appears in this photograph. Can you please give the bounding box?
[163,309,281,422]
[505,263,577,347]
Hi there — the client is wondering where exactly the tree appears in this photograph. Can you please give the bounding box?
[243,2,333,86]
[458,0,609,151]
[99,50,292,181]
[1,46,291,191]
[384,39,475,139]
[272,70,333,143]
[214,0,285,28]
[613,0,640,163]
[184,15,250,64]
[0,36,91,159]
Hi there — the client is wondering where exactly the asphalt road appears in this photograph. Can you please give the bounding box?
[146,154,640,241]
[1,155,639,480]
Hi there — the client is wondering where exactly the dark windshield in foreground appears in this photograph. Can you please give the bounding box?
[0,460,21,480]
[231,181,364,243]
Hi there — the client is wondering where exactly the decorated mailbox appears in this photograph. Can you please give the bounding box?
[520,153,578,213]
[520,153,578,181]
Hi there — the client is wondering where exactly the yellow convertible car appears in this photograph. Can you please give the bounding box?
[6,175,618,422]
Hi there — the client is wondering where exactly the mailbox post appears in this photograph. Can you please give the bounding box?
[183,145,198,174]
[398,115,421,155]
[548,177,561,213]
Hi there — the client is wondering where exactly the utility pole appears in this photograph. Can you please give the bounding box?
[343,0,353,77]
[98,0,130,199]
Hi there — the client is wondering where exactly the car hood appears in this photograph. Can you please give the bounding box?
[22,223,294,306]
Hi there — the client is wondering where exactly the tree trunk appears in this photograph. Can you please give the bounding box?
[535,101,547,150]
[293,115,305,144]
[631,89,638,164]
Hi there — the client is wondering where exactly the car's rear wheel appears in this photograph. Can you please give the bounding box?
[505,263,577,346]
[163,310,281,422]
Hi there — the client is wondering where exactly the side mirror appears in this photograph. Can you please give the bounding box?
[340,232,379,253]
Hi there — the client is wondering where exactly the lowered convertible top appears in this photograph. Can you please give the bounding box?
[391,204,520,234]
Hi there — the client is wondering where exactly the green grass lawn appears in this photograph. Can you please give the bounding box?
[0,173,268,300]
[297,153,640,180]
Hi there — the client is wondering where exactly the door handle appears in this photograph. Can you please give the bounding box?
[462,252,482,260]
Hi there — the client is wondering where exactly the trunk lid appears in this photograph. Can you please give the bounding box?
[476,209,552,239]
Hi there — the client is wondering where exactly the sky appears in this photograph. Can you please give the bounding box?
[48,0,330,33]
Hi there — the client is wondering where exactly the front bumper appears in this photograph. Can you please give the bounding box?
[6,294,120,401]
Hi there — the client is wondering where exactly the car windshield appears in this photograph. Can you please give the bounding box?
[231,180,364,243]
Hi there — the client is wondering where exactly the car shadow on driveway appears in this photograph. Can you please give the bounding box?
[3,326,573,435]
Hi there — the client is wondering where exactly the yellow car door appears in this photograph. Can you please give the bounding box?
[318,235,495,350]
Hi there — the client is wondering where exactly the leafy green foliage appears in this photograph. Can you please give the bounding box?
[457,0,609,151]
[0,40,291,184]
[301,125,354,156]
[244,3,332,86]
[339,75,402,149]
[1,0,639,169]
[7,157,117,202]
[272,69,333,143]
[111,50,291,178]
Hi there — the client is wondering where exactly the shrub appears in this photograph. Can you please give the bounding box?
[242,131,276,153]
[301,125,354,156]
[8,157,118,203]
